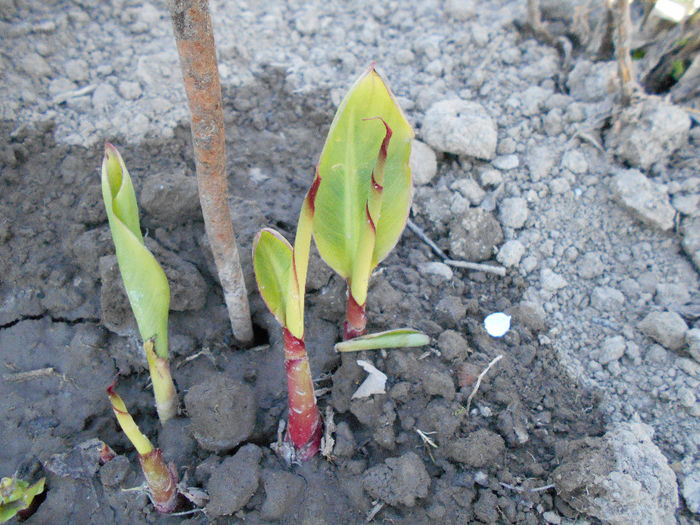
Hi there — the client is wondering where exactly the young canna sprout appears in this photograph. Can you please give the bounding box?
[101,144,177,423]
[313,65,427,348]
[107,381,179,513]
[0,476,45,522]
[253,177,322,462]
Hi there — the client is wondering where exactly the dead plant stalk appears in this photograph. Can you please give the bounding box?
[168,0,253,344]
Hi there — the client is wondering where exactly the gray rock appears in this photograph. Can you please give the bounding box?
[553,422,678,525]
[541,268,567,291]
[480,168,503,188]
[362,452,430,507]
[681,469,700,514]
[599,336,626,365]
[519,85,550,116]
[578,252,605,279]
[449,208,503,262]
[677,387,696,408]
[496,240,525,267]
[417,261,453,282]
[444,0,475,20]
[118,81,141,100]
[492,154,519,170]
[422,99,497,160]
[19,52,52,77]
[140,168,201,224]
[184,375,256,452]
[437,330,471,361]
[686,329,700,363]
[591,286,625,311]
[562,150,588,174]
[99,455,131,488]
[567,60,618,101]
[206,445,262,516]
[680,216,700,271]
[261,470,305,520]
[499,197,528,229]
[610,169,676,231]
[514,300,546,331]
[606,98,691,170]
[654,283,690,307]
[671,193,700,216]
[410,140,438,185]
[527,146,556,182]
[639,311,689,351]
[549,177,571,194]
[434,295,466,328]
[451,178,486,205]
[421,367,455,400]
[92,83,118,111]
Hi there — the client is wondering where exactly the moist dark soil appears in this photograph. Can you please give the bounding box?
[1,71,606,524]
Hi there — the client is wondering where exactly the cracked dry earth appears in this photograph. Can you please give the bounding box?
[1,0,699,523]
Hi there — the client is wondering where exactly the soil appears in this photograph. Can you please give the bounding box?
[1,0,699,524]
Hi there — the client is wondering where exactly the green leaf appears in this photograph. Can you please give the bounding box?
[313,66,414,292]
[253,228,294,330]
[0,477,45,522]
[334,328,429,352]
[101,144,170,358]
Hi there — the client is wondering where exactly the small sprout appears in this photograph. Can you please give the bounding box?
[351,360,387,399]
[484,312,511,338]
[107,381,179,513]
[253,177,322,462]
[0,476,45,523]
[101,144,177,423]
[312,65,420,342]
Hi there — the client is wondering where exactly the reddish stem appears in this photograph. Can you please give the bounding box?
[139,449,179,513]
[344,291,367,340]
[282,329,322,460]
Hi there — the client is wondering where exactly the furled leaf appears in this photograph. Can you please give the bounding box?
[101,144,170,358]
[335,328,429,352]
[313,66,414,288]
[253,228,294,329]
[107,382,154,456]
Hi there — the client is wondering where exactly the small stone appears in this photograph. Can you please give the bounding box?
[294,8,319,35]
[646,344,668,363]
[672,193,700,216]
[422,99,497,160]
[541,268,567,291]
[396,49,415,64]
[19,52,52,77]
[444,0,474,20]
[521,255,538,274]
[140,168,201,224]
[591,286,625,311]
[184,375,256,452]
[492,154,519,171]
[606,97,690,170]
[527,146,556,182]
[437,330,471,361]
[599,336,626,365]
[686,329,700,362]
[610,169,676,231]
[261,470,305,520]
[639,311,689,351]
[681,216,700,271]
[417,262,453,281]
[99,455,131,488]
[681,469,700,513]
[92,83,118,111]
[449,208,503,262]
[479,169,503,188]
[578,252,605,279]
[542,510,562,524]
[562,150,588,174]
[362,452,430,507]
[499,197,529,229]
[451,178,486,205]
[567,60,618,101]
[410,140,438,185]
[549,177,571,194]
[434,295,467,328]
[206,445,261,517]
[496,240,525,267]
[514,300,546,331]
[421,365,456,400]
[118,81,141,100]
[543,108,565,136]
[677,387,696,408]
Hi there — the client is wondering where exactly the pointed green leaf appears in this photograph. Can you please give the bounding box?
[101,144,170,358]
[253,228,294,329]
[313,67,414,287]
[334,328,429,352]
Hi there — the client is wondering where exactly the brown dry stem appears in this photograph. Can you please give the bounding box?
[612,0,640,105]
[168,0,253,344]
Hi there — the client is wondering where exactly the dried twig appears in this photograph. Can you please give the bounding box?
[415,428,438,448]
[3,367,56,382]
[499,482,555,493]
[365,502,384,522]
[611,0,641,105]
[406,219,506,276]
[169,0,253,344]
[466,354,503,415]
